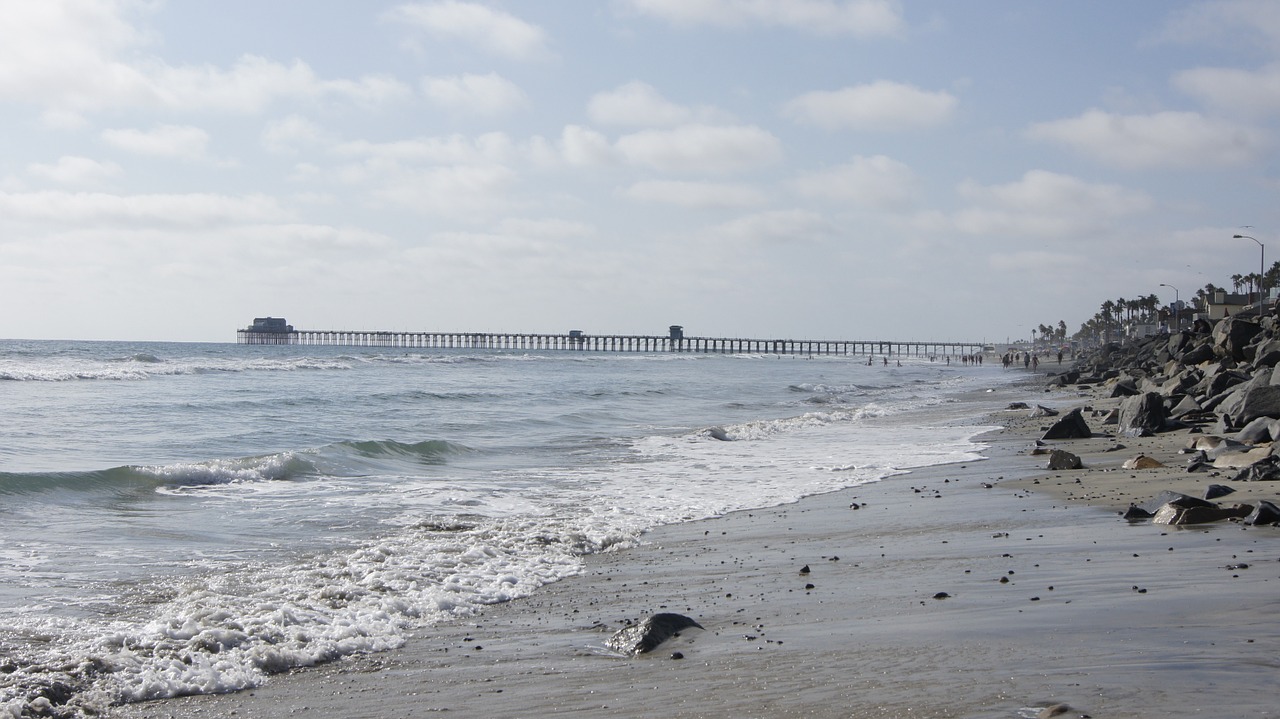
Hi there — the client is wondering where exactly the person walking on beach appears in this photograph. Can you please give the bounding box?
[1023,352,1030,369]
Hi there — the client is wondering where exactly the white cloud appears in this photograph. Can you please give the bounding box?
[790,155,916,210]
[952,170,1152,237]
[622,180,767,209]
[27,156,122,186]
[384,1,550,60]
[1155,0,1280,55]
[615,124,783,173]
[1174,63,1280,117]
[336,132,515,165]
[622,0,905,37]
[712,209,833,244]
[366,164,518,217]
[262,115,334,154]
[559,125,617,166]
[0,2,409,115]
[421,72,527,115]
[782,81,957,131]
[588,81,725,127]
[0,190,290,227]
[101,124,212,161]
[1026,109,1268,169]
[497,217,595,239]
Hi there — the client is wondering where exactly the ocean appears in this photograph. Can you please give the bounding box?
[0,340,1018,716]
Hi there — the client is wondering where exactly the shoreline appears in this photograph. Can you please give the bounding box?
[111,373,1280,719]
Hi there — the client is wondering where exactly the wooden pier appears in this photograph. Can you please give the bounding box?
[237,326,984,358]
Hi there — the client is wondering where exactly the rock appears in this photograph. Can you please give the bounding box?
[1117,392,1167,437]
[1231,454,1280,481]
[1172,391,1198,419]
[1217,379,1280,425]
[1180,341,1216,365]
[1212,446,1273,469]
[1109,378,1140,397]
[1152,503,1253,525]
[1047,449,1083,470]
[1007,402,1030,410]
[1031,405,1059,417]
[1244,500,1280,525]
[1184,435,1248,459]
[1235,416,1280,444]
[1037,704,1080,719]
[1138,491,1217,515]
[1212,316,1263,361]
[1204,484,1236,500]
[1040,408,1092,440]
[1121,454,1164,469]
[606,613,705,655]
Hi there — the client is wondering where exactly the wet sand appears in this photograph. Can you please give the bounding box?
[112,377,1280,719]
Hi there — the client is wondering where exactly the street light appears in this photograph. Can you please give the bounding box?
[1159,283,1179,331]
[1234,234,1264,320]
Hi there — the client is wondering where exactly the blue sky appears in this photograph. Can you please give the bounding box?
[1,0,1277,343]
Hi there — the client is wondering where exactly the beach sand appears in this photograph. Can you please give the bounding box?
[111,376,1280,719]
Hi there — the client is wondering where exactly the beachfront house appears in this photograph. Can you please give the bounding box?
[1204,291,1251,320]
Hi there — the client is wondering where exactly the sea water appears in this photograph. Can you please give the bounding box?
[0,340,1019,715]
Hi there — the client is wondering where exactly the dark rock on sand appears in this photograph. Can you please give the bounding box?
[1231,454,1280,482]
[1152,502,1253,525]
[606,613,704,656]
[1047,449,1082,470]
[1138,491,1217,515]
[1041,408,1091,440]
[1204,484,1236,500]
[1244,500,1280,525]
[1032,405,1059,417]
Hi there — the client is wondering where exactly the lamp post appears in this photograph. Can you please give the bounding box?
[1160,283,1179,331]
[1234,234,1264,319]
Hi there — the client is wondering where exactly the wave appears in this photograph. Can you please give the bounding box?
[0,439,474,497]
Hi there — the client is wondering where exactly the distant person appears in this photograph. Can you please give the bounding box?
[1057,350,1063,365]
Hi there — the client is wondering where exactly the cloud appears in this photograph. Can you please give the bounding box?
[1154,0,1280,55]
[384,1,550,60]
[101,124,214,162]
[782,81,957,131]
[27,156,122,186]
[335,132,515,164]
[622,0,905,37]
[0,190,290,227]
[366,164,518,217]
[622,180,767,209]
[587,81,725,127]
[559,125,618,166]
[1026,109,1268,169]
[615,124,783,173]
[952,170,1152,237]
[790,155,916,210]
[0,2,409,115]
[712,209,833,244]
[1174,63,1280,117]
[261,115,334,154]
[421,72,527,115]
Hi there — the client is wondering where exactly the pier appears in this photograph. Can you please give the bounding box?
[238,319,984,358]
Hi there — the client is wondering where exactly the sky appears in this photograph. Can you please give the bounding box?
[1,0,1278,343]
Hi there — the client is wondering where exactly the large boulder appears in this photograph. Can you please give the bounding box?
[1244,500,1280,525]
[1180,341,1216,365]
[1047,449,1083,470]
[1232,454,1280,481]
[1041,407,1092,440]
[1152,503,1253,525]
[1213,317,1263,361]
[1219,383,1280,425]
[1117,392,1167,436]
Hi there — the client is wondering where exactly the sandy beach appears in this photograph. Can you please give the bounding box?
[110,373,1280,719]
